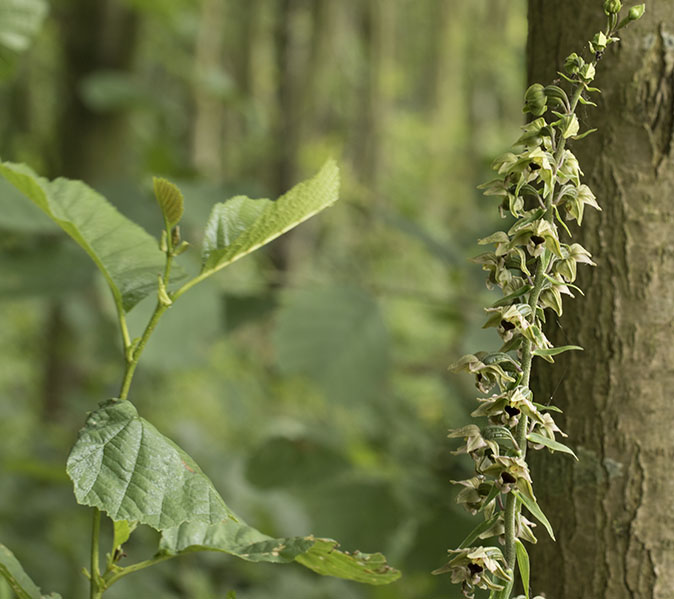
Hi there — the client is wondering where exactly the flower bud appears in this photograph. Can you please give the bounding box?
[628,4,645,21]
[564,52,585,76]
[523,83,547,117]
[603,0,622,15]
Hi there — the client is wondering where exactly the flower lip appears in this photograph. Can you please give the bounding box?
[500,472,517,484]
[504,405,521,417]
[500,320,516,331]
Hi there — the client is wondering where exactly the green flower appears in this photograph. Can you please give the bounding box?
[453,476,496,515]
[483,455,532,494]
[564,52,585,76]
[433,546,511,598]
[449,352,519,393]
[448,424,500,456]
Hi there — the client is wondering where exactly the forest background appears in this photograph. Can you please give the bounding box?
[0,1,528,597]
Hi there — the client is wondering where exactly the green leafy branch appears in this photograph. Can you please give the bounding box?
[435,3,645,599]
[0,158,401,598]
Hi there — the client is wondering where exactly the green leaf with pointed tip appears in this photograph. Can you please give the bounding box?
[201,160,338,274]
[66,399,237,530]
[491,285,533,308]
[478,485,501,513]
[457,514,500,548]
[533,402,563,413]
[0,544,61,599]
[296,539,400,585]
[573,128,597,141]
[515,540,530,599]
[153,177,184,228]
[512,490,555,541]
[159,519,315,563]
[527,432,578,460]
[532,345,583,357]
[159,520,400,585]
[0,0,47,53]
[0,161,169,312]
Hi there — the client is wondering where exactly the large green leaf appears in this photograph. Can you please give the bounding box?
[273,286,390,404]
[159,519,314,563]
[0,177,55,232]
[158,521,400,585]
[66,399,237,530]
[0,544,61,599]
[201,160,338,274]
[295,539,400,585]
[0,0,47,53]
[0,161,168,312]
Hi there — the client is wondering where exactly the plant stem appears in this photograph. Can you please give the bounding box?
[102,554,175,588]
[90,509,102,599]
[117,301,170,399]
[117,218,177,400]
[502,72,593,591]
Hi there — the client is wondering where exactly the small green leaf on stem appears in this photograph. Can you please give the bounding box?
[457,514,500,548]
[532,345,583,357]
[512,490,555,541]
[573,128,597,141]
[515,540,530,599]
[153,177,184,229]
[527,432,578,460]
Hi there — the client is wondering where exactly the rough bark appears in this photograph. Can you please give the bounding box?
[527,2,674,598]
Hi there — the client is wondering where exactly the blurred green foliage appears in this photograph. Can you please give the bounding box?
[0,0,526,597]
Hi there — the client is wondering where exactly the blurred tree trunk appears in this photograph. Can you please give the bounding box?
[54,0,138,180]
[266,0,303,279]
[43,0,139,419]
[192,0,225,179]
[429,1,468,218]
[353,0,393,196]
[528,3,674,598]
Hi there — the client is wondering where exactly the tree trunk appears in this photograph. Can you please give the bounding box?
[192,0,225,179]
[54,0,138,180]
[527,2,674,598]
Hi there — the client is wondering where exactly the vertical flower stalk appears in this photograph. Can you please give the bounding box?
[434,4,645,598]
